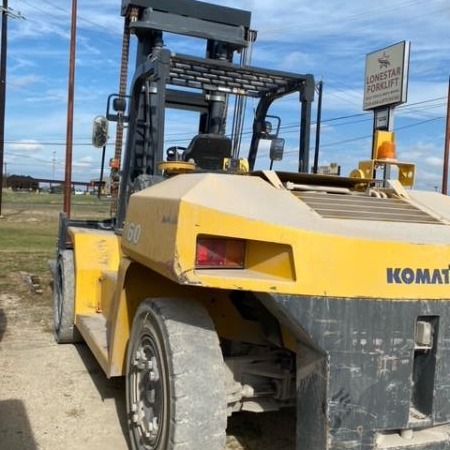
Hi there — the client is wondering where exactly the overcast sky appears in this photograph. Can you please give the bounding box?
[4,0,450,191]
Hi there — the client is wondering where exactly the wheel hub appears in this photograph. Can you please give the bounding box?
[130,336,164,448]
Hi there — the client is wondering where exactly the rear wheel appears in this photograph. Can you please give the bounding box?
[126,298,226,450]
[53,250,81,343]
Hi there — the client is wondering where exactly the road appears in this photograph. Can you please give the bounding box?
[0,286,295,450]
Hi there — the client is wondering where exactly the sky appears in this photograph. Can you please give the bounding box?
[3,0,450,191]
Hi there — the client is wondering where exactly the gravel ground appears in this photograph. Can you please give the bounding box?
[0,287,295,450]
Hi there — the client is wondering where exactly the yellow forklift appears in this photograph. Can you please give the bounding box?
[54,1,450,449]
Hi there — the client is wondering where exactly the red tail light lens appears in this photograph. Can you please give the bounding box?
[195,238,246,269]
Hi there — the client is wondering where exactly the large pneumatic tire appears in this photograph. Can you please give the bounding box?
[126,298,227,450]
[53,250,82,344]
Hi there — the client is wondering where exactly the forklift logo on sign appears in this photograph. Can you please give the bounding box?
[363,41,410,111]
[378,52,390,69]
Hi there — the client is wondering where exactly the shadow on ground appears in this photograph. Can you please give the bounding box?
[0,399,38,450]
[0,308,6,343]
[75,344,129,443]
[226,408,296,449]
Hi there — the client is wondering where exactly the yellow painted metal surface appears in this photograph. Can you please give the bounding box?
[157,160,196,174]
[70,172,450,376]
[223,157,249,173]
[107,258,133,377]
[199,293,267,345]
[122,173,450,300]
[69,228,121,315]
[105,260,267,376]
[358,159,415,187]
[177,206,449,299]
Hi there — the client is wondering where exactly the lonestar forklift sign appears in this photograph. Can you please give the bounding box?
[363,41,410,110]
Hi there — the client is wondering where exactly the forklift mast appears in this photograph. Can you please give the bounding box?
[117,0,314,226]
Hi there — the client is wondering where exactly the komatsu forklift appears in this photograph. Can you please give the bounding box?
[54,1,450,449]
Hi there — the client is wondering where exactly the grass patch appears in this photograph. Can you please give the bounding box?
[0,190,111,290]
[0,223,57,252]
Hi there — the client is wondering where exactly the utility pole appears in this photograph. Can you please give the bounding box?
[313,80,323,174]
[0,0,8,216]
[51,150,56,188]
[0,2,23,216]
[442,76,450,195]
[63,0,77,218]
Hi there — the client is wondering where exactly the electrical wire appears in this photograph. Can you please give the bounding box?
[4,95,446,150]
[39,0,119,34]
[17,0,65,23]
[15,0,121,43]
[281,116,443,154]
[262,0,428,36]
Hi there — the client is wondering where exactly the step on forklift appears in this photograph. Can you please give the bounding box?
[54,1,450,449]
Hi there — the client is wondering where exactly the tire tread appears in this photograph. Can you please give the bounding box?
[129,298,226,450]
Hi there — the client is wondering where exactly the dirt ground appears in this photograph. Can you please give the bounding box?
[0,260,295,450]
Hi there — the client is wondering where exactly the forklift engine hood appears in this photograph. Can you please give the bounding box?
[121,172,450,300]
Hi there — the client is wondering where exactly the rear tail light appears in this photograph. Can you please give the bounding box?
[195,238,246,269]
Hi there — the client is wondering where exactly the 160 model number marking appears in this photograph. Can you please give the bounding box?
[125,222,142,245]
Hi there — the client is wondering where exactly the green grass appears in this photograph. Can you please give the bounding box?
[2,190,62,204]
[0,190,111,288]
[1,190,110,208]
[0,223,57,252]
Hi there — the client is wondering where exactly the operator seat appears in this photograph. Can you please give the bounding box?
[183,133,232,170]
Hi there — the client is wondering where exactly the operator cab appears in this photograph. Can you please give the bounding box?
[104,0,315,226]
[183,134,232,171]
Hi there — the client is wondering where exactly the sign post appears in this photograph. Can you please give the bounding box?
[363,41,410,165]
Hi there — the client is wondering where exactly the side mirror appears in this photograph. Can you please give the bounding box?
[106,94,130,122]
[261,121,273,137]
[113,97,127,114]
[269,138,285,162]
[92,116,109,148]
[265,115,281,138]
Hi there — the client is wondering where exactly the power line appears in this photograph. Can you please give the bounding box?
[323,80,363,108]
[395,116,443,131]
[18,0,63,23]
[18,0,120,35]
[1,5,24,20]
[262,0,426,36]
[3,97,446,149]
[2,92,447,150]
[4,140,116,146]
[294,116,443,152]
[39,0,118,33]
[39,0,71,15]
[279,96,447,131]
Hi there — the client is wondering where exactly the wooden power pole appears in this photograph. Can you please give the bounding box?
[0,0,8,216]
[442,76,450,195]
[63,0,77,218]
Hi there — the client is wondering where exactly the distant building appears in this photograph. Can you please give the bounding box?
[6,175,39,192]
[49,185,63,194]
[89,177,110,195]
[316,163,341,176]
